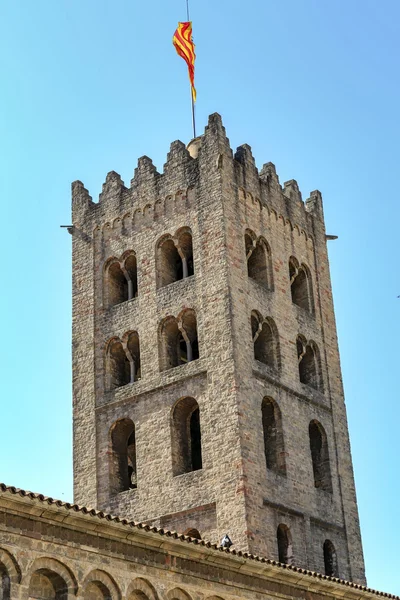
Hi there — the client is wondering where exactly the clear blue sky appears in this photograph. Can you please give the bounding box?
[0,0,398,594]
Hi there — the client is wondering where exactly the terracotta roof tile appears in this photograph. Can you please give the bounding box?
[0,483,398,599]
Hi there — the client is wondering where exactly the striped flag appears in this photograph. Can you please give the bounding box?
[173,22,196,102]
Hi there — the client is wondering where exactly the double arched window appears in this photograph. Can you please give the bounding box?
[289,257,314,313]
[109,418,137,493]
[245,230,273,288]
[104,252,138,308]
[105,332,141,390]
[296,336,323,391]
[159,310,199,371]
[156,228,194,289]
[251,312,280,370]
[171,397,202,476]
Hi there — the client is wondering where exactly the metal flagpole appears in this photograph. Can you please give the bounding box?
[186,0,196,138]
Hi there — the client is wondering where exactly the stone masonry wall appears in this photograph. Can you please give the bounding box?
[0,490,388,600]
[71,114,365,584]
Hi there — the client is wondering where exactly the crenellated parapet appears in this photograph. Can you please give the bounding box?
[71,113,326,240]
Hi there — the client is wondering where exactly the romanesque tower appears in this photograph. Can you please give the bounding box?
[71,114,365,585]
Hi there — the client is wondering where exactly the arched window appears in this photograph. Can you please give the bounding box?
[106,334,141,390]
[29,569,68,600]
[126,331,141,382]
[123,253,138,299]
[262,397,286,475]
[289,257,313,313]
[297,337,322,391]
[323,539,339,577]
[177,228,194,278]
[110,418,137,493]
[252,312,279,369]
[159,311,199,372]
[104,253,138,307]
[245,231,272,288]
[171,397,202,476]
[84,581,112,600]
[309,420,332,492]
[277,524,293,564]
[156,229,194,288]
[0,564,10,600]
[183,528,202,539]
[107,339,130,389]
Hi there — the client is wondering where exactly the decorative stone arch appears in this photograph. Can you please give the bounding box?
[165,588,193,600]
[103,251,138,308]
[175,190,187,212]
[289,256,314,313]
[0,547,21,584]
[81,570,120,600]
[133,209,142,228]
[296,336,323,391]
[156,229,194,289]
[26,557,78,598]
[159,310,199,371]
[122,212,132,231]
[126,578,159,600]
[244,231,273,288]
[251,312,280,370]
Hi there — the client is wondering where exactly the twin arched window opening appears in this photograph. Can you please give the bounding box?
[109,398,202,496]
[159,311,199,371]
[309,420,332,492]
[106,332,141,390]
[251,312,280,370]
[289,257,314,313]
[157,228,194,289]
[110,418,137,493]
[262,397,286,475]
[297,336,323,392]
[276,526,338,576]
[105,252,138,308]
[171,397,202,476]
[245,231,273,288]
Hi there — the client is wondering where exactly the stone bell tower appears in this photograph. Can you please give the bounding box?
[71,113,365,584]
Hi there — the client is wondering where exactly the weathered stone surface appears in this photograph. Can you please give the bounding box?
[71,113,365,585]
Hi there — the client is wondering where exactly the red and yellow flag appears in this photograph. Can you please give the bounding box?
[173,22,196,102]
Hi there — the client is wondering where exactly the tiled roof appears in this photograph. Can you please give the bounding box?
[0,483,398,600]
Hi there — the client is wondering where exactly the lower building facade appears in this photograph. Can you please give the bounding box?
[0,485,396,600]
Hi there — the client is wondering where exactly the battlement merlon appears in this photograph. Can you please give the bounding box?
[71,112,326,227]
[71,180,94,222]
